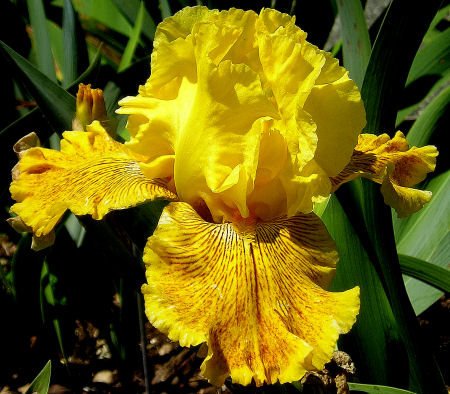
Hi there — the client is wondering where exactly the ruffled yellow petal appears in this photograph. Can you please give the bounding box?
[10,121,176,238]
[257,11,323,169]
[142,202,359,386]
[380,164,433,217]
[7,216,55,251]
[304,52,366,177]
[118,6,366,222]
[173,59,277,221]
[155,6,217,44]
[330,131,438,216]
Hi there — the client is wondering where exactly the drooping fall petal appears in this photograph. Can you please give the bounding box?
[330,131,438,217]
[10,121,176,240]
[142,202,359,386]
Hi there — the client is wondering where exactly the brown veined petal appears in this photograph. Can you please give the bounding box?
[9,121,176,241]
[380,163,433,218]
[330,131,438,217]
[142,202,359,386]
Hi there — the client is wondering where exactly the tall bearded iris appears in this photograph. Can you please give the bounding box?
[9,7,437,387]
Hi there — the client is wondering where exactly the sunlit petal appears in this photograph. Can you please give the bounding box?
[304,52,366,177]
[330,131,438,216]
[142,202,359,386]
[118,6,366,221]
[10,121,176,238]
[380,164,433,217]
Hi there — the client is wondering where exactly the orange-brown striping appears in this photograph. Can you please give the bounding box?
[145,203,355,385]
[389,153,425,185]
[11,153,176,237]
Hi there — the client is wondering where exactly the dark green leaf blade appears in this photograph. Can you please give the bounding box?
[62,0,90,87]
[350,0,446,392]
[112,0,156,41]
[399,254,450,293]
[159,0,172,19]
[395,171,450,315]
[27,0,57,82]
[25,360,51,394]
[406,85,450,147]
[0,40,76,132]
[361,0,442,134]
[118,1,145,72]
[0,44,102,151]
[407,28,450,85]
[337,0,371,89]
[324,195,405,386]
[348,382,415,394]
[40,260,68,363]
[53,0,133,38]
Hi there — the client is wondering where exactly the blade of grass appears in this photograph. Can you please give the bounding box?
[62,0,90,87]
[46,21,63,81]
[348,382,415,394]
[112,0,156,41]
[407,28,450,85]
[0,44,102,150]
[25,360,51,394]
[396,73,450,126]
[361,0,443,134]
[27,0,57,82]
[337,0,371,89]
[82,23,127,60]
[0,40,76,132]
[399,254,450,293]
[53,0,133,38]
[137,293,150,393]
[159,0,172,19]
[424,4,450,43]
[0,44,102,199]
[406,85,450,147]
[118,1,145,72]
[67,44,103,92]
[40,260,68,363]
[65,214,86,248]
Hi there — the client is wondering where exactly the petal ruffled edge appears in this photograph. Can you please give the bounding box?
[142,202,359,386]
[330,131,438,217]
[9,121,176,244]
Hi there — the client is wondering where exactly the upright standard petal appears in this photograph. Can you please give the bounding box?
[330,131,438,217]
[10,121,176,239]
[142,202,359,386]
[118,6,366,222]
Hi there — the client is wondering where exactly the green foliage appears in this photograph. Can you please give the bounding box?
[347,382,416,394]
[25,360,51,394]
[0,0,448,392]
[337,0,371,89]
[394,171,450,315]
[334,1,447,392]
[118,1,146,72]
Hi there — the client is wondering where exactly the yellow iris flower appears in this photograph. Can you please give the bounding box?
[9,6,437,387]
